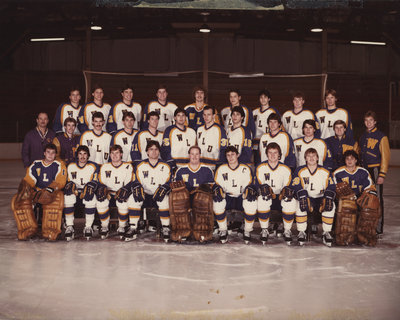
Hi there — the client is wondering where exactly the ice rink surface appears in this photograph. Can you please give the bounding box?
[1,161,399,320]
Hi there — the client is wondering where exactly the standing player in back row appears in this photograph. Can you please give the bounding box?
[53,87,82,135]
[142,84,178,132]
[184,86,208,131]
[316,89,353,139]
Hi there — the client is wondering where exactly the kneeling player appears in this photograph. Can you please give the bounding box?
[125,140,172,242]
[291,148,336,246]
[63,145,100,240]
[253,143,296,245]
[334,150,380,246]
[213,146,257,244]
[11,143,67,241]
[96,145,135,239]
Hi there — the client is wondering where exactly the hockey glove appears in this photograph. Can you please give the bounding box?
[64,181,77,196]
[153,184,171,202]
[279,186,295,202]
[321,190,335,212]
[212,184,225,202]
[80,181,98,201]
[131,182,145,202]
[243,185,258,202]
[115,185,132,202]
[259,184,274,201]
[297,189,312,212]
[96,183,109,202]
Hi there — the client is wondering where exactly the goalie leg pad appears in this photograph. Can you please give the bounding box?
[41,191,64,241]
[335,199,358,246]
[11,194,38,240]
[192,186,214,242]
[169,182,191,242]
[357,207,381,246]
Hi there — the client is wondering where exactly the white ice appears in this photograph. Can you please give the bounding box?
[1,161,399,320]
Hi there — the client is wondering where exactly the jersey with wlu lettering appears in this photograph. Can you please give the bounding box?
[214,163,253,197]
[255,161,292,195]
[197,123,227,167]
[67,161,99,190]
[253,106,280,144]
[77,101,111,133]
[111,129,138,162]
[184,103,207,131]
[281,108,320,140]
[99,162,134,192]
[162,125,197,166]
[291,165,335,198]
[333,166,374,197]
[220,105,255,138]
[175,164,214,191]
[226,125,252,164]
[259,130,296,168]
[107,101,142,133]
[135,159,171,195]
[53,102,81,134]
[131,129,163,164]
[25,160,67,190]
[293,137,332,169]
[316,107,353,139]
[142,100,178,132]
[79,130,112,165]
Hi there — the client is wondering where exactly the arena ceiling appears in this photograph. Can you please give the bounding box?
[1,0,400,57]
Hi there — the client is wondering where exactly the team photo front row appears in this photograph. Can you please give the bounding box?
[11,139,381,247]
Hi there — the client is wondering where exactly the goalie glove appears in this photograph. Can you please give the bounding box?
[259,184,274,201]
[297,189,312,212]
[131,181,145,202]
[212,184,225,202]
[64,181,77,196]
[336,181,356,200]
[153,184,171,202]
[320,190,335,212]
[96,183,109,202]
[115,184,132,202]
[80,181,98,201]
[243,184,258,202]
[279,186,295,202]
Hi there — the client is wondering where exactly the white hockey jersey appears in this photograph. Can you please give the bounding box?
[259,130,296,168]
[255,162,292,195]
[316,107,352,139]
[135,159,171,195]
[197,123,227,167]
[291,165,335,198]
[281,109,319,140]
[214,163,253,197]
[78,102,111,132]
[253,106,279,142]
[162,125,197,166]
[143,100,178,132]
[131,129,163,163]
[79,130,112,165]
[111,129,138,162]
[107,101,142,132]
[66,161,99,190]
[99,162,134,192]
[293,137,331,168]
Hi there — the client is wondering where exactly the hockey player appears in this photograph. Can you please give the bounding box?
[197,105,227,170]
[52,117,80,165]
[111,111,138,162]
[220,89,255,138]
[96,145,135,239]
[131,111,163,167]
[22,112,56,168]
[291,148,336,246]
[213,146,258,244]
[53,87,82,135]
[252,89,280,164]
[107,84,142,133]
[77,86,111,133]
[253,143,296,245]
[12,143,67,241]
[184,86,208,131]
[124,141,172,242]
[281,92,320,140]
[142,84,178,132]
[79,112,112,165]
[359,110,390,234]
[293,119,332,169]
[326,120,358,171]
[316,89,353,139]
[161,108,197,169]
[63,145,100,241]
[226,106,252,165]
[259,113,296,170]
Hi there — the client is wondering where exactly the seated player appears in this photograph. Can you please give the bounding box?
[333,150,380,246]
[326,120,358,171]
[11,143,66,241]
[293,119,332,169]
[196,105,227,170]
[291,148,336,246]
[63,145,100,241]
[53,87,82,135]
[161,108,197,169]
[124,141,172,242]
[131,111,163,167]
[107,84,142,133]
[96,145,135,239]
[226,106,252,165]
[79,112,112,165]
[281,91,320,140]
[252,143,296,245]
[213,146,257,244]
[259,113,296,170]
[111,111,138,162]
[52,117,80,165]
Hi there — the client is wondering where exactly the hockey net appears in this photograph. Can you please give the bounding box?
[83,70,327,112]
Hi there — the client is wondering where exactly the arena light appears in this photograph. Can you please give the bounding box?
[91,25,102,31]
[199,23,211,33]
[311,28,323,33]
[229,73,264,78]
[30,37,65,42]
[351,40,386,46]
